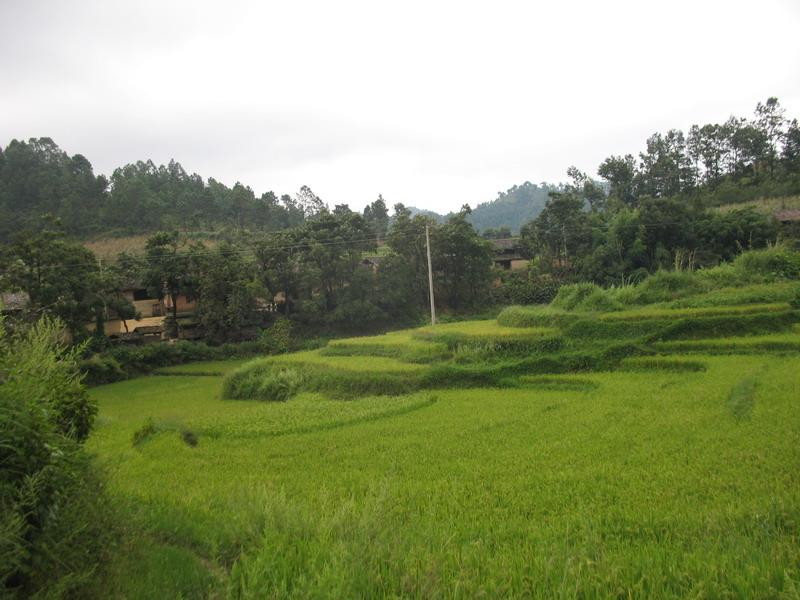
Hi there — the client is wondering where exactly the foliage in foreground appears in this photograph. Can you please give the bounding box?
[0,317,107,597]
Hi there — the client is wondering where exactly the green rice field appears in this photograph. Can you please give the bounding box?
[88,295,800,597]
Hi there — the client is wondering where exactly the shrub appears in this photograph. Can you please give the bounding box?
[0,316,108,596]
[491,272,560,305]
[80,353,125,386]
[259,317,293,354]
[790,287,800,310]
[733,246,800,281]
[551,283,621,312]
[81,339,266,386]
[552,283,601,310]
[613,270,707,305]
[223,363,303,402]
[132,417,158,446]
[180,429,199,447]
[496,306,577,328]
[694,263,746,288]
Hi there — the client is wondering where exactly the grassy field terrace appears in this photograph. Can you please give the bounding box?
[88,285,800,597]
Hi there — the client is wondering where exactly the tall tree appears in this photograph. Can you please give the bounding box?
[142,232,195,335]
[0,222,125,339]
[754,96,786,177]
[520,189,591,276]
[295,185,327,219]
[433,206,493,310]
[363,195,390,242]
[193,243,259,343]
[598,155,637,206]
[253,230,303,315]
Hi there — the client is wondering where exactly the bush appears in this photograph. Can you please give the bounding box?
[551,283,622,312]
[132,417,158,446]
[80,353,125,386]
[791,287,800,310]
[259,317,293,354]
[491,272,560,305]
[0,316,108,596]
[496,306,578,328]
[613,270,707,305]
[81,339,267,386]
[694,263,747,288]
[733,246,800,281]
[223,363,303,402]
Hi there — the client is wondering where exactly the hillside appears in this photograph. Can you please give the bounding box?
[409,181,554,233]
[467,181,553,232]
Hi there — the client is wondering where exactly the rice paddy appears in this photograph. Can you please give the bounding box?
[87,290,800,597]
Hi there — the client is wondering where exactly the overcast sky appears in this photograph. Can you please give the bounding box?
[2,0,799,214]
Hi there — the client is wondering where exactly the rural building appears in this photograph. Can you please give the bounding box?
[89,282,198,341]
[491,238,529,271]
[122,285,164,317]
[0,291,29,315]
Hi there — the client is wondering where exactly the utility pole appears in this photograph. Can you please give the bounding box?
[425,224,436,326]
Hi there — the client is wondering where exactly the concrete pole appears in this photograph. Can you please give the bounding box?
[425,224,436,326]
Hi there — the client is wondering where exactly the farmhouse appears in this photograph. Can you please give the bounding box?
[88,281,199,341]
[0,291,29,315]
[491,238,529,271]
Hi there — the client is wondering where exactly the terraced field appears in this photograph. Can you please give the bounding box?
[88,297,800,597]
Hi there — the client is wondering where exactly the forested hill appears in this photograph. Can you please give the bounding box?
[468,182,553,232]
[409,182,555,233]
[0,138,309,241]
[0,136,554,240]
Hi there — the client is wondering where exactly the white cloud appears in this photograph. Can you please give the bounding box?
[2,0,799,213]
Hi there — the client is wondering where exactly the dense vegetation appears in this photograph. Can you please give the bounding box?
[515,98,800,285]
[0,316,107,597]
[83,245,800,597]
[0,204,494,342]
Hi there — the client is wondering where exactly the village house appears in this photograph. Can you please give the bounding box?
[87,281,199,341]
[0,291,29,315]
[491,238,529,271]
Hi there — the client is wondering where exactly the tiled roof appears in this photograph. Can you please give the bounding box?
[490,238,520,251]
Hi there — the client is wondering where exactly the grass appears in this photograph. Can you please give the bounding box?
[594,302,790,321]
[153,358,252,376]
[83,233,218,262]
[268,350,426,372]
[415,319,555,339]
[88,355,800,597]
[86,265,800,597]
[653,332,800,354]
[322,330,451,363]
[713,195,800,215]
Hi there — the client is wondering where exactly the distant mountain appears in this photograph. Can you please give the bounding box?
[407,207,448,223]
[468,182,555,232]
[409,181,556,233]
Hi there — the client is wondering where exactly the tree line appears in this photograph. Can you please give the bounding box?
[0,201,493,342]
[0,138,324,240]
[517,97,799,286]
